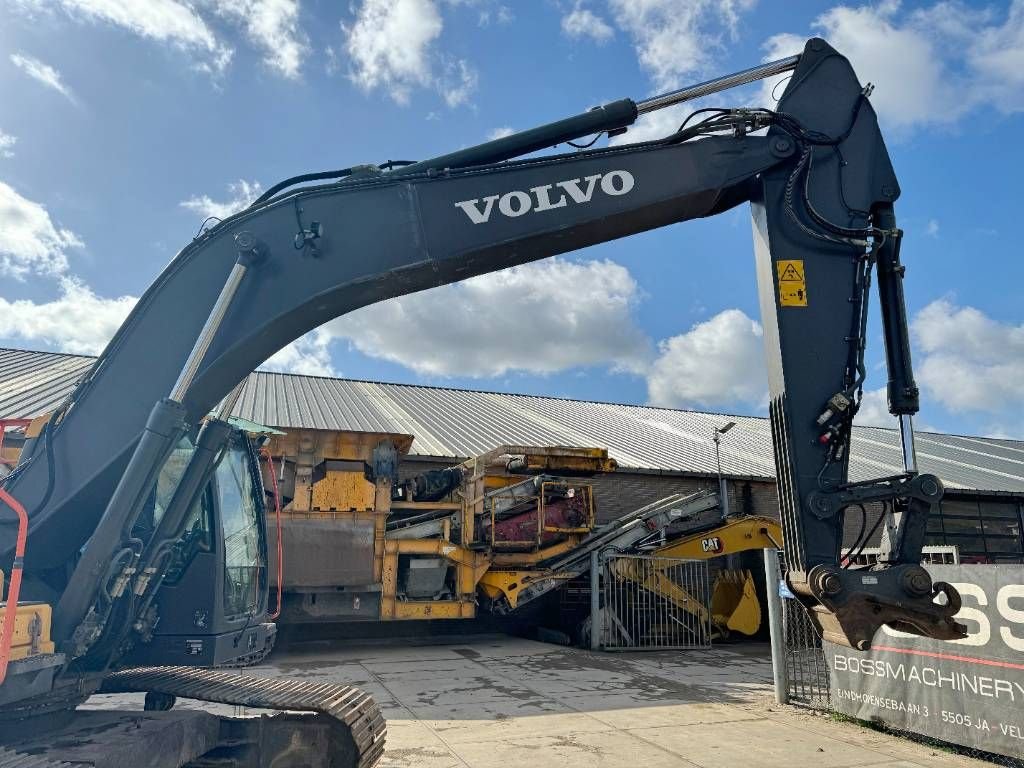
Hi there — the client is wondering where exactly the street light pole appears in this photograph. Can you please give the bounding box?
[713,421,736,517]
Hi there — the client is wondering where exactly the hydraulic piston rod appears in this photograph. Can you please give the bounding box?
[635,55,801,115]
[399,55,801,175]
[170,260,249,402]
[55,240,259,651]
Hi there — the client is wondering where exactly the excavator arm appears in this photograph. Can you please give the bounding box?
[1,38,963,681]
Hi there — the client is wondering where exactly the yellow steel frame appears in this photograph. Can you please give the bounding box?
[540,481,593,534]
[652,516,782,560]
[0,596,55,660]
[489,538,578,567]
[379,538,490,620]
[268,435,618,624]
[477,569,574,610]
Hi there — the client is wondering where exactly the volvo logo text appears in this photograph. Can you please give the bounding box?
[454,170,635,224]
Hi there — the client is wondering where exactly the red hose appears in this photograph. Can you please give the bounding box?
[262,450,284,621]
[0,487,27,686]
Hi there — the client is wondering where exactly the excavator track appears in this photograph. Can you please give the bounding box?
[0,747,74,767]
[99,666,386,768]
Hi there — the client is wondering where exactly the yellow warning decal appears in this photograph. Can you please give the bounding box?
[777,259,807,307]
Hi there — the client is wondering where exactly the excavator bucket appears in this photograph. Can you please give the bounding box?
[710,570,761,637]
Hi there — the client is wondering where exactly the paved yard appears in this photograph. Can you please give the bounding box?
[88,635,990,767]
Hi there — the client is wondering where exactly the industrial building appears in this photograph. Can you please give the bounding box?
[1,346,1022,564]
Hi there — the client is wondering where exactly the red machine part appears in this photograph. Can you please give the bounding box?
[490,492,588,548]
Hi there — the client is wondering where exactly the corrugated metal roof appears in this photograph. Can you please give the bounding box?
[0,348,94,421]
[3,347,1024,494]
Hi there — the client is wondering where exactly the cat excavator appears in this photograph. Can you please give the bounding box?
[0,38,966,766]
[612,515,784,642]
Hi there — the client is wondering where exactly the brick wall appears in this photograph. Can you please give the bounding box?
[583,472,784,524]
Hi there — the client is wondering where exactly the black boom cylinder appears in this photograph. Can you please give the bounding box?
[873,204,920,416]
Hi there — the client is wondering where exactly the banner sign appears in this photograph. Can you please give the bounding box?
[824,564,1024,759]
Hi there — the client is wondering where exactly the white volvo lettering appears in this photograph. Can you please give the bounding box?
[529,184,568,212]
[454,195,499,225]
[498,190,532,217]
[454,170,635,224]
[556,174,602,204]
[600,169,634,196]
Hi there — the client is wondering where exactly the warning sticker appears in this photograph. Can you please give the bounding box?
[777,259,807,307]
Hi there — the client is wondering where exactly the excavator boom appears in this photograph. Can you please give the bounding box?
[1,39,963,717]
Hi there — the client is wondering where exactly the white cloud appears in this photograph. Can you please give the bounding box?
[214,0,308,78]
[761,1,1024,133]
[9,53,75,101]
[487,126,514,140]
[343,0,444,104]
[0,178,340,376]
[646,309,765,410]
[562,3,613,43]
[912,298,1024,416]
[261,329,336,377]
[325,257,650,377]
[49,0,232,73]
[15,0,322,77]
[601,0,757,144]
[853,387,893,427]
[612,102,690,145]
[967,0,1024,100]
[608,0,756,91]
[473,1,513,26]
[488,4,513,25]
[0,180,82,279]
[342,0,478,106]
[0,277,136,354]
[180,179,263,220]
[0,132,15,159]
[925,219,939,238]
[438,58,478,107]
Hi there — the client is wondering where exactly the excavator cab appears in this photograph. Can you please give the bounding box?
[0,423,274,683]
[125,427,276,667]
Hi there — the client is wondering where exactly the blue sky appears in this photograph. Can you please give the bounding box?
[1,0,1022,438]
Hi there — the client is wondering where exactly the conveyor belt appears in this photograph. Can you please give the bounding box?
[494,490,721,611]
[100,665,386,768]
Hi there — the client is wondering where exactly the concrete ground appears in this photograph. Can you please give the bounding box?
[88,635,991,768]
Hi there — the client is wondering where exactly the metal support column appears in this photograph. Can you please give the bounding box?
[763,548,789,704]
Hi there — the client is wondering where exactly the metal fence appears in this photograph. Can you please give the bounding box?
[781,592,831,708]
[780,545,963,710]
[596,553,711,651]
[773,548,1023,767]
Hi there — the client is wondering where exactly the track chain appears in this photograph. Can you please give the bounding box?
[0,746,74,767]
[100,666,386,768]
